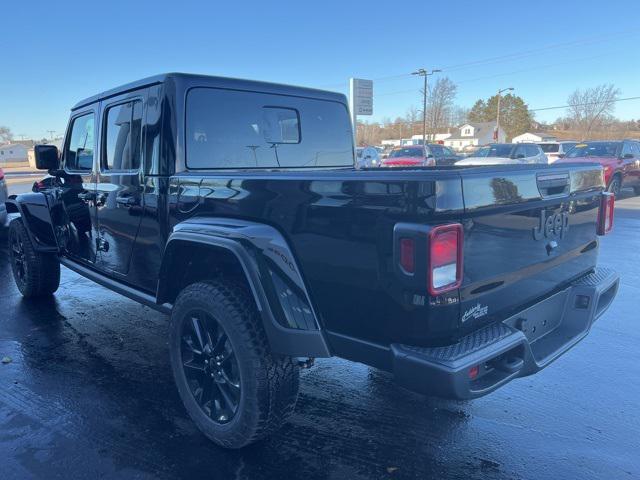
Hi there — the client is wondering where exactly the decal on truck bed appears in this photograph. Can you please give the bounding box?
[462,303,489,323]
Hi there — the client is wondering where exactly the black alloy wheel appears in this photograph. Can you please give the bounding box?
[181,310,241,424]
[9,227,27,286]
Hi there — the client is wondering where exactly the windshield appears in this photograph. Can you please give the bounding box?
[565,142,619,158]
[539,143,559,153]
[389,147,424,158]
[476,144,513,158]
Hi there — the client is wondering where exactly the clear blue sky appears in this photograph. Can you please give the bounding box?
[2,0,640,139]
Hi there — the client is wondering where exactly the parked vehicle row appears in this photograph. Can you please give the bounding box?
[362,144,462,168]
[456,143,547,165]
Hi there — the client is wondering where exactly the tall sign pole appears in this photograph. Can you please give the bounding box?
[349,78,373,147]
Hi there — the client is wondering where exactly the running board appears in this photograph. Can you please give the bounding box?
[59,258,172,315]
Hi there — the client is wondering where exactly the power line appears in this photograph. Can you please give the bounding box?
[316,29,639,91]
[530,96,640,112]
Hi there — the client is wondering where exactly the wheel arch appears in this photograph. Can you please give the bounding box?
[158,219,330,358]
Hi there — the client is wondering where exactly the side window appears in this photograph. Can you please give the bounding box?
[525,144,539,157]
[430,145,444,156]
[630,142,640,156]
[514,145,527,158]
[65,113,95,171]
[103,100,143,171]
[621,142,633,157]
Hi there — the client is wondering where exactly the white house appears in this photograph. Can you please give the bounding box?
[512,132,558,143]
[410,132,452,143]
[0,143,29,164]
[444,122,505,151]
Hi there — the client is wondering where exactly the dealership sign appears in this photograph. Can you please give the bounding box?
[349,78,373,116]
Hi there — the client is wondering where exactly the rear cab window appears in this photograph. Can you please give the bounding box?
[185,88,353,169]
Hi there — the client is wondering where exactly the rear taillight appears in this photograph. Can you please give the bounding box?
[428,224,463,295]
[399,238,415,274]
[597,192,615,235]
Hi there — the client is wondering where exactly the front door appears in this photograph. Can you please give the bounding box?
[60,108,99,264]
[95,91,146,276]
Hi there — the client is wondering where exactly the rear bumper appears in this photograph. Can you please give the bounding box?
[391,267,619,399]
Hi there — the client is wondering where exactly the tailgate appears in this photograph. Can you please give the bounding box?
[458,164,604,334]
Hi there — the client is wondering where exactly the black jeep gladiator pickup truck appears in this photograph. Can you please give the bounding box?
[6,73,619,448]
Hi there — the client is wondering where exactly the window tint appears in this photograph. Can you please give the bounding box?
[66,113,95,171]
[630,142,640,156]
[186,88,353,169]
[103,100,143,171]
[621,142,634,157]
[525,144,539,157]
[561,143,577,153]
[429,145,444,156]
[566,142,619,158]
[539,143,559,153]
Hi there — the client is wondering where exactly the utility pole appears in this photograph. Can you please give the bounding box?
[47,130,56,140]
[412,68,441,146]
[495,87,514,142]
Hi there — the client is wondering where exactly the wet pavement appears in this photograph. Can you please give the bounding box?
[0,193,639,480]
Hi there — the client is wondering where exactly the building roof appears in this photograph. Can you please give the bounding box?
[0,143,29,151]
[73,72,347,110]
[7,140,36,149]
[446,121,499,141]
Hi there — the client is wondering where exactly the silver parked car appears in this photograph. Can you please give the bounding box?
[455,143,547,166]
[0,167,8,229]
[538,141,577,163]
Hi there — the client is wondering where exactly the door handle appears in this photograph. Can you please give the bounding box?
[116,196,137,207]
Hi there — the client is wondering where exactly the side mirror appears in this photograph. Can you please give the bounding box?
[623,153,634,159]
[34,144,60,170]
[512,153,525,159]
[558,154,565,159]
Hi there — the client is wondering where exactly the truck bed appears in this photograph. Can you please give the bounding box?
[167,163,604,350]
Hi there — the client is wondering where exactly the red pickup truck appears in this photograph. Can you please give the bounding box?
[555,140,640,195]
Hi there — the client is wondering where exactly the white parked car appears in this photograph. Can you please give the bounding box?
[455,143,547,166]
[538,141,577,163]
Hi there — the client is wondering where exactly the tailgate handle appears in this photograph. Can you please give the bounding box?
[537,172,569,197]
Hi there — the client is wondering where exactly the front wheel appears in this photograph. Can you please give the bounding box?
[607,175,622,196]
[169,281,299,448]
[8,218,60,297]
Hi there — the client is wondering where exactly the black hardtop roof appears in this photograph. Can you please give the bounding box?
[72,72,347,110]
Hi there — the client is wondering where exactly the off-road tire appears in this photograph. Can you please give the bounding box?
[169,281,299,448]
[8,218,60,297]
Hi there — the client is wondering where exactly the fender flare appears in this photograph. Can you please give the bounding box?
[5,194,59,253]
[158,219,331,358]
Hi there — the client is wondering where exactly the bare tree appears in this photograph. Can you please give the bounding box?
[424,77,457,139]
[567,84,620,139]
[0,126,13,143]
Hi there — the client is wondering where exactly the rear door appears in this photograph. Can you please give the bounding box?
[95,90,146,276]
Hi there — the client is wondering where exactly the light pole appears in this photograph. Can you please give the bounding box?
[495,87,514,142]
[412,68,441,146]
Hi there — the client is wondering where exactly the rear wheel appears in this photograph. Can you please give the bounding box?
[169,281,299,448]
[607,175,622,196]
[8,218,60,298]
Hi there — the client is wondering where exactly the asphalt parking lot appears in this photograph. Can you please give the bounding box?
[0,192,638,480]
